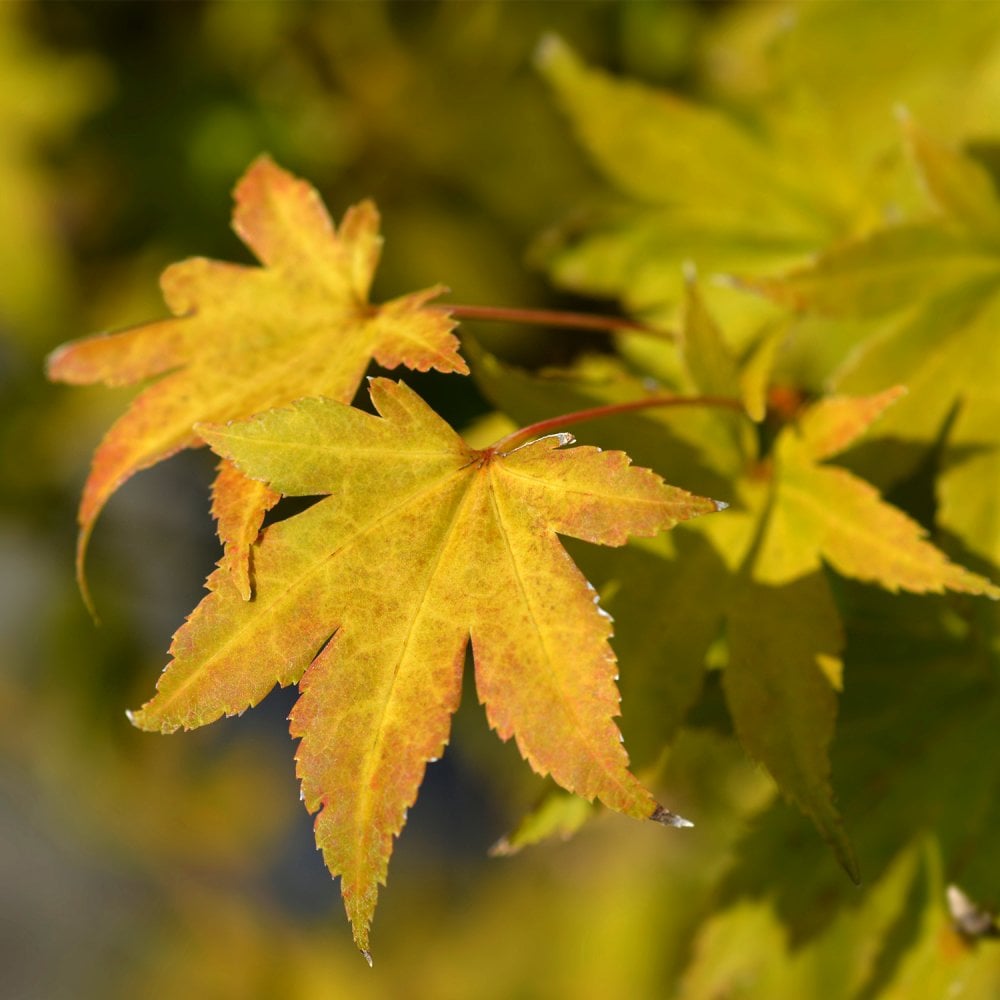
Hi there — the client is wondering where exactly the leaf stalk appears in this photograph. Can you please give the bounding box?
[490,393,744,454]
[440,303,672,339]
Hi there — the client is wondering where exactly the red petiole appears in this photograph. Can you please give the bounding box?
[440,303,672,339]
[489,393,744,454]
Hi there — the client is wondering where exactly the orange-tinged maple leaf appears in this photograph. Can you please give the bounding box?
[46,156,466,601]
[128,378,722,958]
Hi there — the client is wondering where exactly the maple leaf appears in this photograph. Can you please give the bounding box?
[531,35,924,343]
[470,329,999,875]
[755,387,1000,599]
[127,378,721,958]
[46,156,466,599]
[719,585,1000,960]
[742,119,1000,487]
[531,43,815,339]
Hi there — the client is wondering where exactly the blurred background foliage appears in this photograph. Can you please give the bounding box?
[2,1,999,997]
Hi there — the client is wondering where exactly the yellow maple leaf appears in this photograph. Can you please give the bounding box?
[129,378,722,958]
[761,388,1000,598]
[46,157,466,600]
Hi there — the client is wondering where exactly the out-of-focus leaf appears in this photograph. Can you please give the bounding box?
[742,226,999,320]
[489,786,595,857]
[703,0,1000,148]
[535,36,839,334]
[748,123,1000,486]
[902,114,1000,236]
[938,398,1000,572]
[679,842,931,1000]
[0,4,108,346]
[724,572,855,880]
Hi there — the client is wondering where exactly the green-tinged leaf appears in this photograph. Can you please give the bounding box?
[574,529,731,767]
[722,588,1000,946]
[679,900,797,999]
[679,842,929,1000]
[536,35,829,232]
[680,277,742,399]
[761,392,1000,598]
[741,122,1000,491]
[836,281,1000,484]
[534,36,836,335]
[903,113,1000,237]
[724,573,857,881]
[739,326,784,422]
[489,786,595,857]
[679,278,756,464]
[743,224,999,319]
[130,379,720,956]
[878,842,1000,1000]
[775,455,1000,599]
[704,0,1000,150]
[938,396,1000,569]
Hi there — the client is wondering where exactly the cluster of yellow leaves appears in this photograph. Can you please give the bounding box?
[47,0,1000,967]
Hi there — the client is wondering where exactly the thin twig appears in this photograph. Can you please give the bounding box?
[438,303,673,339]
[489,394,744,454]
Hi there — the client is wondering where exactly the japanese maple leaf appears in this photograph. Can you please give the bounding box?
[46,156,466,596]
[128,378,722,959]
[755,387,1000,598]
[740,118,1000,487]
[472,337,1000,876]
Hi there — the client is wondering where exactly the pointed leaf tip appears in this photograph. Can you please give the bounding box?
[361,948,373,968]
[714,500,729,512]
[650,805,694,828]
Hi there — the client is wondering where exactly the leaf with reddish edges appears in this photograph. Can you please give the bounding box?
[794,386,907,461]
[46,156,466,601]
[128,378,721,958]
